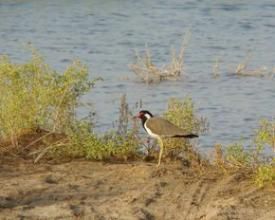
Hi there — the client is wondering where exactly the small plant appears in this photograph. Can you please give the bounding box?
[164,97,208,134]
[254,119,275,153]
[161,97,208,164]
[213,143,227,172]
[225,143,252,168]
[115,94,139,138]
[129,34,190,84]
[254,164,275,187]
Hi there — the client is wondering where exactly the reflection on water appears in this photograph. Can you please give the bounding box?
[1,0,275,149]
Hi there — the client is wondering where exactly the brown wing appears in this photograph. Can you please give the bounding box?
[146,117,192,137]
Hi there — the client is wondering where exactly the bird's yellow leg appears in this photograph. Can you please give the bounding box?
[157,137,164,167]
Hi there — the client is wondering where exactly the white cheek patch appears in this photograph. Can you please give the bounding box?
[144,113,152,119]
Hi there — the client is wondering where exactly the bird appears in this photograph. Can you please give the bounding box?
[135,110,198,167]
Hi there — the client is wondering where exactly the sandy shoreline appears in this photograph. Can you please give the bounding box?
[0,159,274,220]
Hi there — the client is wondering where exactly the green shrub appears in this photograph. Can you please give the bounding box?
[225,143,252,168]
[0,52,140,162]
[254,119,275,153]
[254,164,275,187]
[0,52,92,149]
[160,97,208,161]
[50,121,140,161]
[221,120,275,187]
[49,95,140,162]
[164,97,208,134]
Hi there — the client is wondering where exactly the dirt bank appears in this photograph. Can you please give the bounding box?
[0,159,274,220]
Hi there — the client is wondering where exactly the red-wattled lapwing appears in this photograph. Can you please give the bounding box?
[136,110,198,167]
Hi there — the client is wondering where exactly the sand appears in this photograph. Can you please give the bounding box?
[0,159,274,220]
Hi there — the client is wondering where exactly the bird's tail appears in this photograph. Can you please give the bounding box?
[174,133,199,138]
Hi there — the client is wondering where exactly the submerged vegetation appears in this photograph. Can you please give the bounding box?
[212,53,274,78]
[234,54,268,77]
[129,34,190,84]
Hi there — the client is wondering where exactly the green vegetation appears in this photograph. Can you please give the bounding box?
[51,121,139,161]
[0,51,273,187]
[254,164,275,187]
[215,119,275,187]
[161,97,208,166]
[225,143,252,168]
[164,97,208,134]
[0,52,139,162]
[255,119,275,153]
[0,52,92,149]
[54,94,140,161]
[253,119,275,186]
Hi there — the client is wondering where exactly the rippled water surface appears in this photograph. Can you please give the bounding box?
[1,0,275,150]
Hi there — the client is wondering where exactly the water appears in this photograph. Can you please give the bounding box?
[1,0,275,151]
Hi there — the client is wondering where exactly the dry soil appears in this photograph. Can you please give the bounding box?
[0,159,274,220]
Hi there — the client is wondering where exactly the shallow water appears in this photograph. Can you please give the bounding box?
[1,0,275,150]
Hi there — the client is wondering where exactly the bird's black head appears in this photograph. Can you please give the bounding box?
[136,110,153,128]
[136,110,153,121]
[136,110,154,134]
